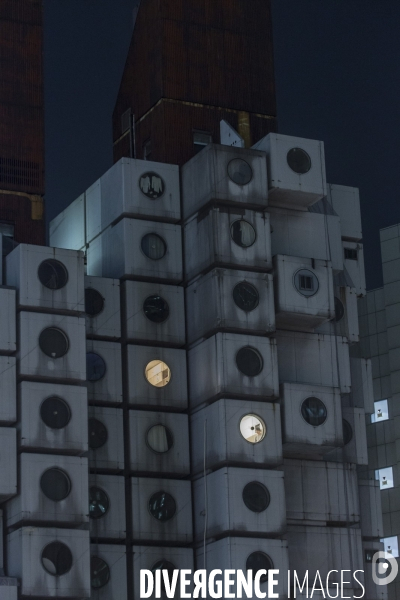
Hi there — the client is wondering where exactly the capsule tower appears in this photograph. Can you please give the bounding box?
[0,0,386,599]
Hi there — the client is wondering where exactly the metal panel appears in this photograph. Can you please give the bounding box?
[359,480,384,539]
[85,276,121,340]
[328,184,362,242]
[349,358,374,413]
[190,399,282,474]
[89,475,126,540]
[325,407,368,465]
[186,269,275,345]
[316,284,359,343]
[0,579,18,600]
[0,356,16,425]
[49,194,86,251]
[86,340,123,404]
[88,407,124,472]
[19,381,88,454]
[0,288,16,354]
[188,333,279,409]
[343,241,366,297]
[90,544,127,600]
[0,427,16,502]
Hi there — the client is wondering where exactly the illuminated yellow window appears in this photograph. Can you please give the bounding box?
[145,360,171,388]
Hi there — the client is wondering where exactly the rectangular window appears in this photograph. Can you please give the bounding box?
[381,536,399,558]
[344,248,358,260]
[364,550,374,563]
[143,140,152,161]
[371,399,389,423]
[193,131,212,154]
[375,466,394,490]
[299,275,314,291]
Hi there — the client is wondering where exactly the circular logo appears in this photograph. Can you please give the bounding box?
[139,172,165,199]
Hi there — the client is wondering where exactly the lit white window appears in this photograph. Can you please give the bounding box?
[380,536,399,558]
[371,399,389,423]
[375,467,394,490]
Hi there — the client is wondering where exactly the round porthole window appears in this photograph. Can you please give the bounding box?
[231,219,256,248]
[91,556,110,589]
[240,414,266,444]
[242,482,270,513]
[334,297,345,322]
[343,419,353,445]
[246,552,273,582]
[152,560,177,596]
[40,468,71,502]
[86,352,106,382]
[141,233,167,260]
[147,424,174,453]
[88,418,108,449]
[85,288,105,316]
[227,158,253,186]
[89,487,110,519]
[42,541,73,576]
[139,172,165,199]
[236,346,263,377]
[40,397,71,429]
[287,148,312,174]
[143,295,170,323]
[38,259,68,290]
[145,360,171,388]
[39,328,69,358]
[294,269,319,297]
[301,397,328,427]
[149,491,176,522]
[233,282,259,312]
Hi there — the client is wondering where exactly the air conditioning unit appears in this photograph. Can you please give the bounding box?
[6,245,85,313]
[327,184,362,242]
[349,358,374,413]
[131,478,192,543]
[122,281,185,346]
[19,381,88,455]
[358,480,383,539]
[343,241,366,296]
[7,527,90,598]
[88,407,124,472]
[325,407,368,465]
[284,460,359,524]
[0,356,16,425]
[18,312,86,382]
[127,345,187,410]
[0,427,16,502]
[362,541,388,600]
[0,288,15,354]
[129,410,190,476]
[86,218,183,283]
[275,330,351,393]
[188,333,279,410]
[6,453,88,528]
[86,340,123,404]
[190,399,282,475]
[132,546,194,599]
[280,383,343,457]
[196,537,289,598]
[88,475,125,540]
[252,133,327,209]
[184,207,272,283]
[85,276,121,340]
[49,193,86,251]
[273,255,334,331]
[186,269,275,345]
[193,468,285,541]
[269,206,343,272]
[90,543,127,600]
[286,526,363,593]
[0,579,18,600]
[316,284,359,343]
[181,144,268,220]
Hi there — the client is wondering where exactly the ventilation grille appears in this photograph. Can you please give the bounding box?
[0,157,40,188]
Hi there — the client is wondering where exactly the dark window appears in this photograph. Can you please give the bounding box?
[141,233,166,260]
[41,542,73,576]
[85,288,105,316]
[334,297,345,322]
[231,220,256,248]
[227,158,253,186]
[343,419,353,445]
[286,148,312,174]
[88,418,108,449]
[193,131,212,154]
[89,487,110,519]
[246,552,273,583]
[86,353,106,382]
[294,269,319,297]
[39,328,69,358]
[300,275,313,291]
[147,424,174,453]
[91,557,110,589]
[301,397,328,427]
[152,561,177,596]
[344,248,358,261]
[143,295,170,323]
[143,139,152,161]
[236,347,263,377]
[139,172,164,199]
[149,491,176,522]
[233,282,259,312]
[242,482,270,513]
[40,468,71,501]
[365,550,374,563]
[38,259,68,290]
[40,397,71,429]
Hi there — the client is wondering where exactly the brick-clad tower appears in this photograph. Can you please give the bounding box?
[113,0,277,166]
[0,0,45,246]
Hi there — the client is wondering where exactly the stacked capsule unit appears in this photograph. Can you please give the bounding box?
[4,245,90,598]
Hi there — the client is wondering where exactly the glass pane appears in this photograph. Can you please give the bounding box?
[233,282,259,312]
[85,288,105,316]
[294,269,319,297]
[246,552,273,582]
[39,328,69,358]
[143,295,170,323]
[371,399,389,423]
[40,468,71,501]
[343,419,353,445]
[38,259,69,290]
[91,556,110,589]
[89,487,110,519]
[239,415,266,444]
[88,418,108,449]
[147,424,174,453]
[334,297,345,322]
[286,148,311,174]
[227,158,253,185]
[139,172,165,199]
[86,353,107,382]
[40,397,71,429]
[231,220,256,248]
[236,347,263,377]
[149,491,176,522]
[242,482,270,513]
[42,542,73,576]
[145,360,171,387]
[141,233,167,259]
[301,397,327,426]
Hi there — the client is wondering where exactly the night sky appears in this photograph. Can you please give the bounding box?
[43,0,400,290]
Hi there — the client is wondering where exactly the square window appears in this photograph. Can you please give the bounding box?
[371,399,389,423]
[344,248,358,261]
[299,275,314,291]
[375,466,394,490]
[381,536,399,558]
